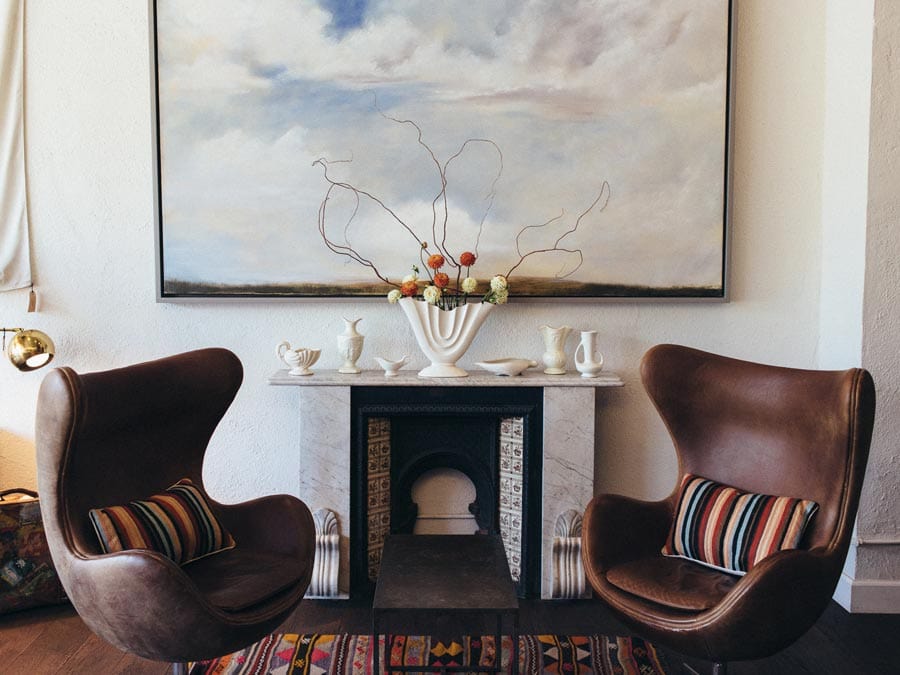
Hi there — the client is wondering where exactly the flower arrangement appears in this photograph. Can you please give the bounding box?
[314,113,609,311]
[385,253,509,310]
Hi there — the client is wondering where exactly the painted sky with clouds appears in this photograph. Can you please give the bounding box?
[157,0,728,290]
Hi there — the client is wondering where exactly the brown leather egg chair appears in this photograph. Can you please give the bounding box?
[35,348,316,674]
[582,344,876,675]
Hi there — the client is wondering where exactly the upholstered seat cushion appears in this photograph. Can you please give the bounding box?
[605,555,738,612]
[185,549,310,613]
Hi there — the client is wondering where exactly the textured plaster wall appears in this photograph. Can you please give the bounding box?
[857,0,900,583]
[0,3,827,514]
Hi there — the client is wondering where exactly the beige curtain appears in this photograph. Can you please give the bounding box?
[0,0,30,291]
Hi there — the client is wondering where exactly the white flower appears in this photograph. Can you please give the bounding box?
[402,272,418,283]
[461,277,477,294]
[387,289,402,303]
[490,275,508,292]
[493,288,509,304]
[423,285,442,304]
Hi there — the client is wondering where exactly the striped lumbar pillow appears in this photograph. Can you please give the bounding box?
[89,478,235,565]
[662,474,818,575]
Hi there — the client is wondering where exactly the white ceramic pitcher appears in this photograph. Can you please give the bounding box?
[539,325,572,374]
[574,330,604,378]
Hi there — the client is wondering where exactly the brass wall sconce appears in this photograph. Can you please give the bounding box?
[0,327,56,372]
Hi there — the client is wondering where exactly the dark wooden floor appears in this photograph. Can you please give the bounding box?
[1,598,898,674]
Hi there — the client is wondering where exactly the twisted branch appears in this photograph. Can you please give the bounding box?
[314,157,425,286]
[314,113,610,291]
[505,180,611,280]
[378,111,502,269]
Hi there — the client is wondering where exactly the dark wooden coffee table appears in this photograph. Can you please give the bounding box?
[372,534,519,675]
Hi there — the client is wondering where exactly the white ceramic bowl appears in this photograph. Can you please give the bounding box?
[475,358,538,376]
[374,356,409,377]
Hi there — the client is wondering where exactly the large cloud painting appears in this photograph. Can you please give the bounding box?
[154,0,731,298]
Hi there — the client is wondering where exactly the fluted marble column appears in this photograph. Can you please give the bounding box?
[298,386,351,596]
[542,386,595,598]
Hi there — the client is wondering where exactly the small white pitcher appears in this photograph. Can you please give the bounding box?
[539,325,572,374]
[574,330,604,378]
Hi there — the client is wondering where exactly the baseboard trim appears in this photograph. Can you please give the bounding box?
[834,573,900,613]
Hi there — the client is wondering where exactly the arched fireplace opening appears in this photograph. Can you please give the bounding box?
[396,453,493,534]
[411,468,478,535]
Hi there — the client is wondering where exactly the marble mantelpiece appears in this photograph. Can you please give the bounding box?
[269,369,623,598]
[269,369,623,388]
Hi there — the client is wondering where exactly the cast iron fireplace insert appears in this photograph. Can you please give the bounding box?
[350,386,543,597]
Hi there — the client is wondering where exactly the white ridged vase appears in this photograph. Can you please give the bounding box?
[399,297,494,377]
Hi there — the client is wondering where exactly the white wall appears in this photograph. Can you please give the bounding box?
[818,0,872,370]
[0,0,827,500]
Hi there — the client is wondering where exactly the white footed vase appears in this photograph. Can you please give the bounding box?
[399,297,494,377]
[337,317,364,374]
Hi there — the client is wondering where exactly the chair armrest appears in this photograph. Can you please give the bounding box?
[730,545,837,605]
[671,546,838,661]
[720,545,837,623]
[65,549,235,660]
[214,494,316,561]
[582,493,672,573]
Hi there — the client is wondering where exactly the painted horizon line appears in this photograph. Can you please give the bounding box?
[162,276,724,299]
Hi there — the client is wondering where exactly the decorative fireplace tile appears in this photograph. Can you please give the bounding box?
[367,417,391,581]
[499,416,525,581]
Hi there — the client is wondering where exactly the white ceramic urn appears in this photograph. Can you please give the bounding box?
[337,317,364,374]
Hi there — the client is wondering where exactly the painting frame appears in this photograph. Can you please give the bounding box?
[151,0,734,302]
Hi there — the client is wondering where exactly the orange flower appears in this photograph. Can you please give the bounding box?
[400,280,418,296]
[433,272,450,288]
[427,253,445,269]
[459,251,476,267]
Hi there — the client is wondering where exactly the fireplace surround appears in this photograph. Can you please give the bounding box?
[270,368,623,599]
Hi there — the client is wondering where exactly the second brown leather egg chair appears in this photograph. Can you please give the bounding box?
[35,348,316,673]
[582,344,876,675]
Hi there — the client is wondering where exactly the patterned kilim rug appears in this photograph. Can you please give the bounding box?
[188,633,669,674]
